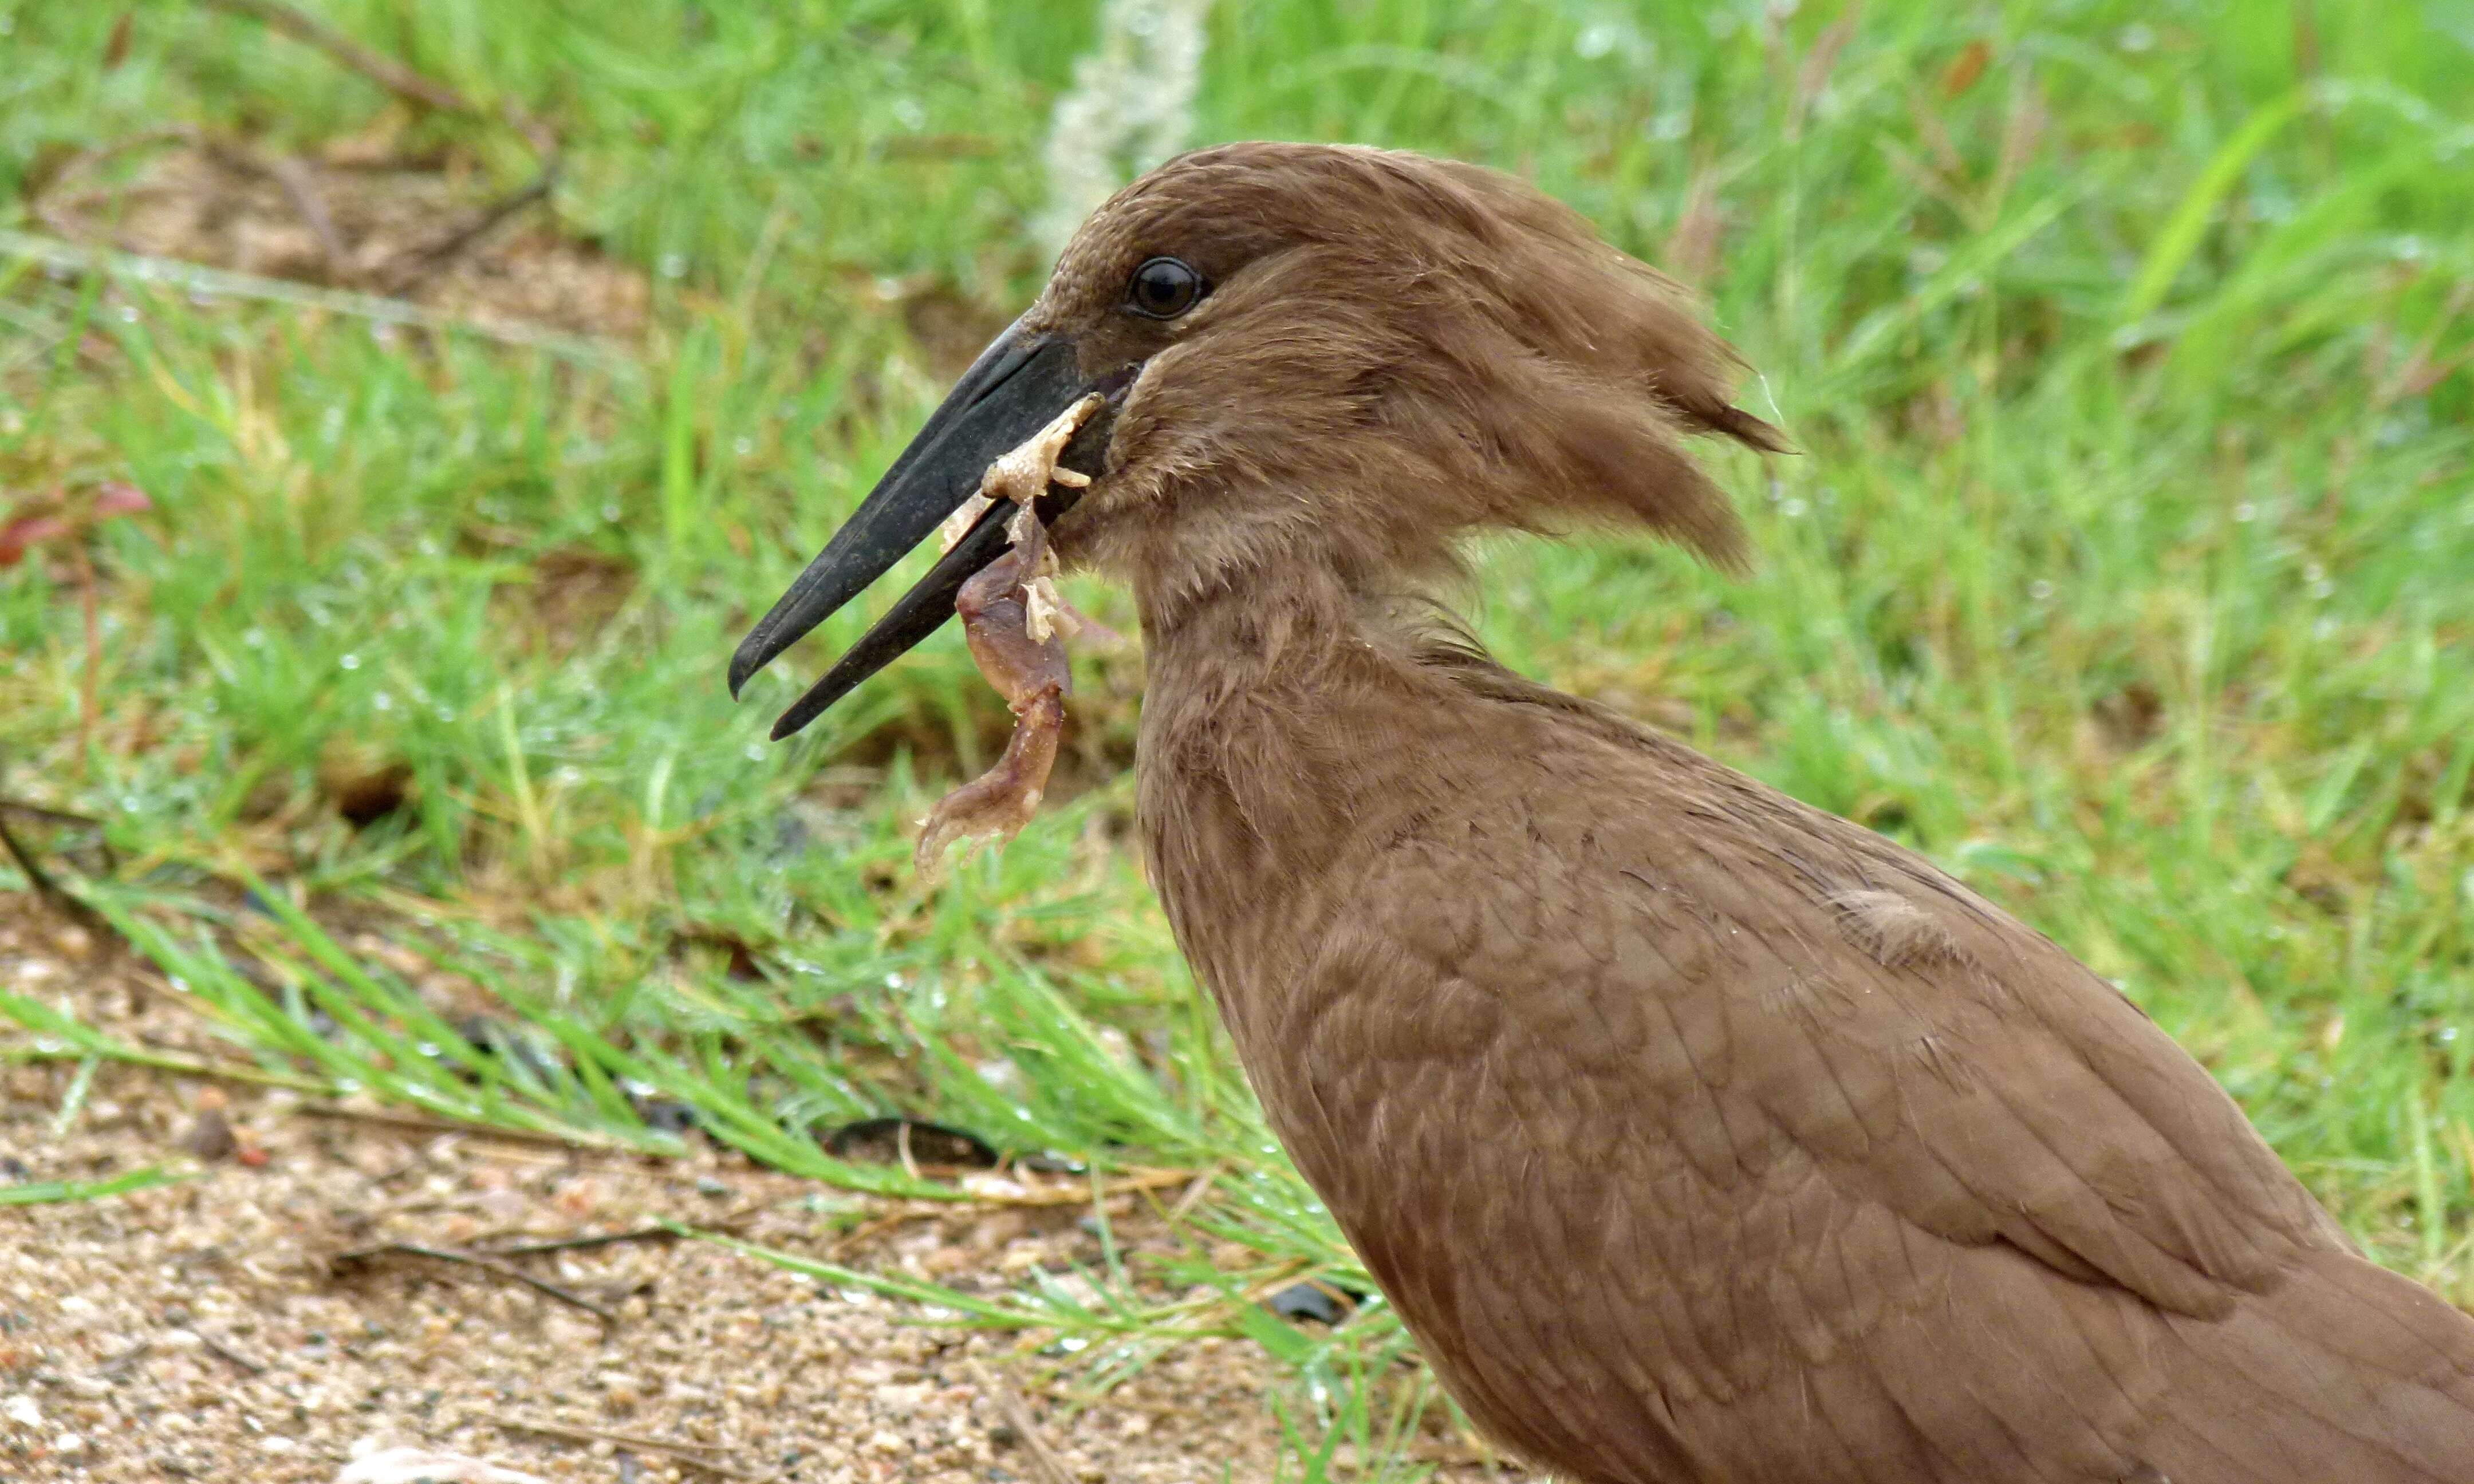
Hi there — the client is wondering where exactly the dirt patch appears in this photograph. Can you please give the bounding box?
[0,897,1516,1482]
[34,136,647,340]
[897,286,1017,384]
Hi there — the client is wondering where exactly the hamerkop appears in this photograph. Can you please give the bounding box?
[731,143,2474,1481]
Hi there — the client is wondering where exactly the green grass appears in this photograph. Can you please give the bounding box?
[0,1165,191,1207]
[3,0,2472,1474]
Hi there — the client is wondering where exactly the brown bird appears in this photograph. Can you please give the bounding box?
[731,143,2474,1482]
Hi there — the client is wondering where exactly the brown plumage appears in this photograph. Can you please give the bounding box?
[734,143,2474,1482]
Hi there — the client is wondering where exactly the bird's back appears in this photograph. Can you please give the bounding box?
[1140,641,2474,1484]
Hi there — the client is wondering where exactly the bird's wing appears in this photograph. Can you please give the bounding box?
[1364,658,2349,1317]
[1283,734,2365,1477]
[1601,744,2349,1316]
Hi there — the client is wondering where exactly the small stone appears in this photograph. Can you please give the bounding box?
[874,1382,931,1416]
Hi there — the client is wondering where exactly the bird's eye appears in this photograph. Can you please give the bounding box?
[1126,257,1204,319]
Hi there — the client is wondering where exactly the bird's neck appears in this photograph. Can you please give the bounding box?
[1134,556,1375,695]
[1130,551,1482,996]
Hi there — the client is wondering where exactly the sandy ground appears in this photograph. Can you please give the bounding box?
[0,895,1508,1483]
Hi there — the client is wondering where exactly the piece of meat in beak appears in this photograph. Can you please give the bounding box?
[727,319,1118,867]
[909,396,1101,872]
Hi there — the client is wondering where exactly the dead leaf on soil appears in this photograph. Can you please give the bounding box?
[41,142,645,338]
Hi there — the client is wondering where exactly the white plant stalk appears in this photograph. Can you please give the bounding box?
[1035,0,1214,261]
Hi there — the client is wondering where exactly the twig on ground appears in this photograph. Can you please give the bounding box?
[482,1226,685,1257]
[374,165,559,295]
[483,1222,720,1257]
[196,0,475,115]
[196,0,557,155]
[199,138,348,275]
[964,1165,1197,1207]
[969,1362,1085,1484]
[822,1207,935,1262]
[494,1418,762,1480]
[473,1205,765,1256]
[332,1241,620,1324]
[192,1328,270,1376]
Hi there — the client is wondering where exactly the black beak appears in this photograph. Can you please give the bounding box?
[727,318,1114,740]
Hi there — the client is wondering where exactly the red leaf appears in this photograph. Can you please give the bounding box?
[0,515,72,567]
[91,480,152,518]
[103,11,135,70]
[1941,40,1992,98]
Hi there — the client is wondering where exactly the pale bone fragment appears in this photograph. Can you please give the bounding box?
[939,492,992,553]
[939,392,1100,554]
[981,394,1102,506]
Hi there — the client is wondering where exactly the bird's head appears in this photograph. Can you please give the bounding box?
[731,142,1783,737]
